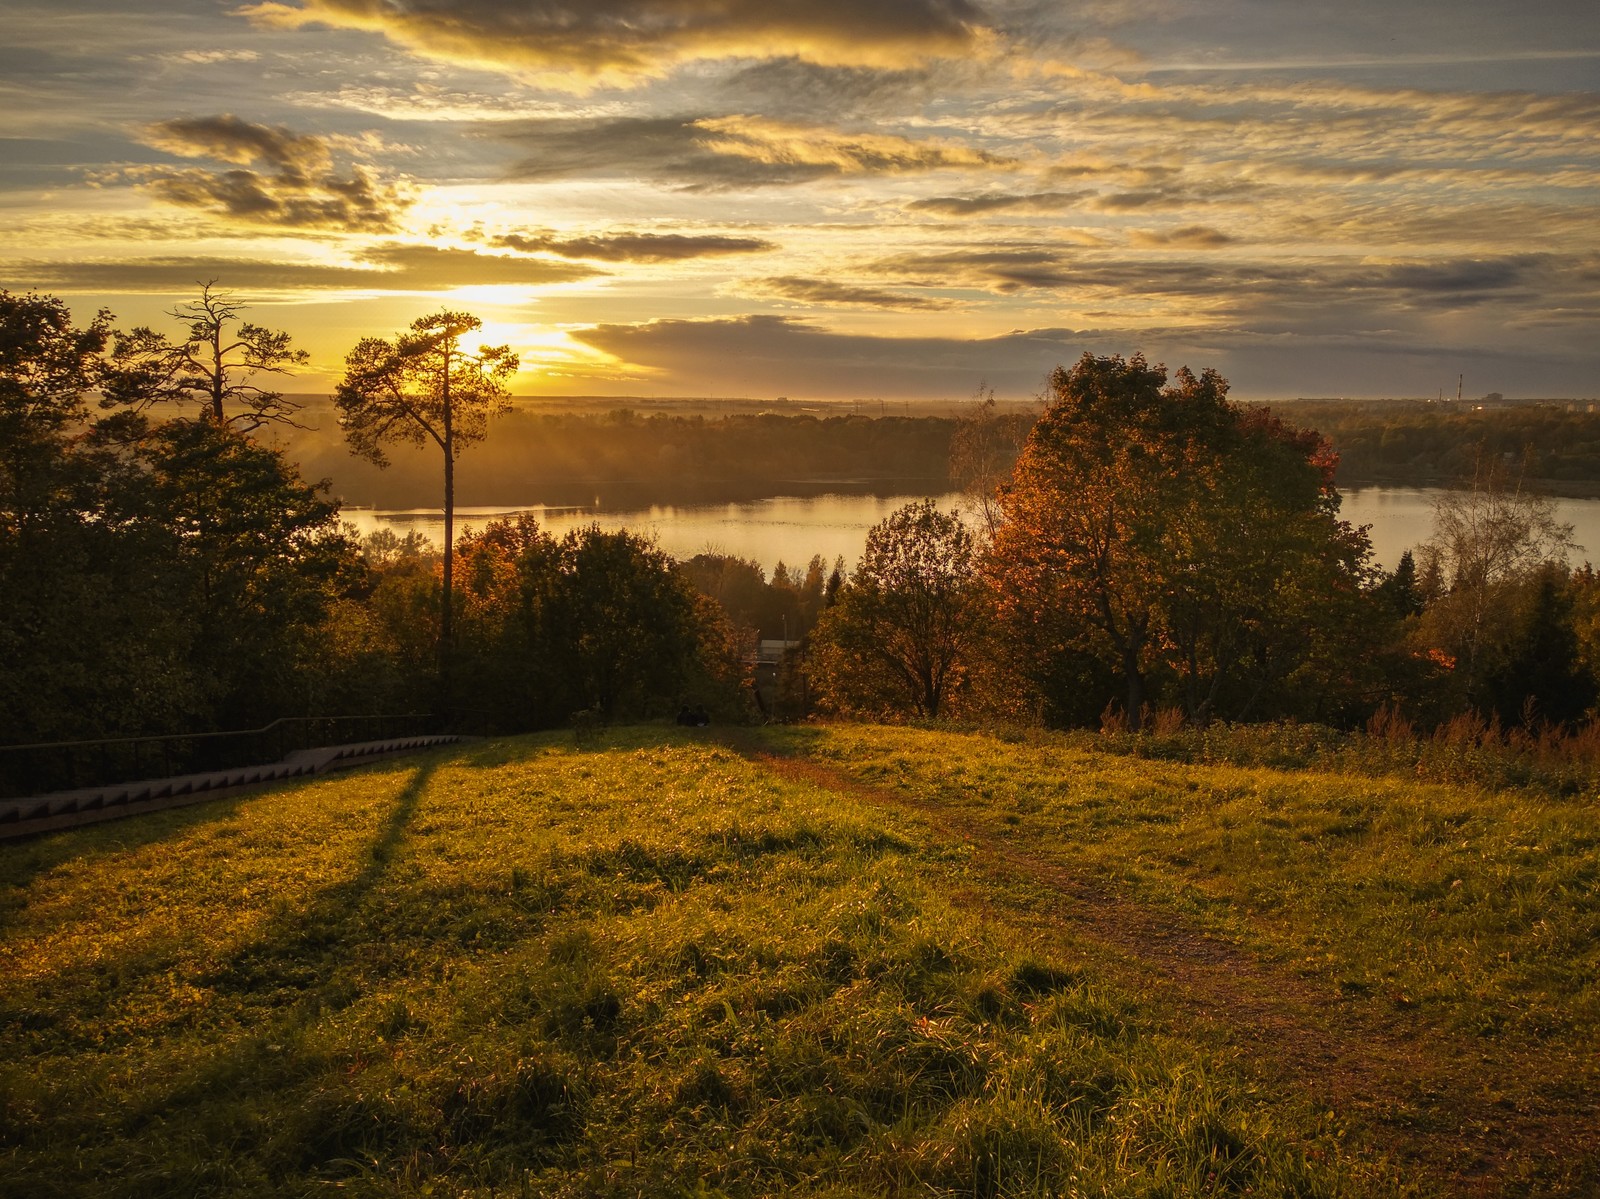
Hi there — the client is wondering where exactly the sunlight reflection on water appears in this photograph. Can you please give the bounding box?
[343,488,1600,573]
[341,493,968,572]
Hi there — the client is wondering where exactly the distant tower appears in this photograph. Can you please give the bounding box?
[1458,374,1463,403]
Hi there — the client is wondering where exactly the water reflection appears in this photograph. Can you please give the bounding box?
[344,487,1600,573]
[1341,488,1596,569]
[342,493,969,572]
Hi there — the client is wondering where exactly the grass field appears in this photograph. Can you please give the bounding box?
[1,724,1595,1197]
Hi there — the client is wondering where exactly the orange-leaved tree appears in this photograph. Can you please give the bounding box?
[988,352,1373,729]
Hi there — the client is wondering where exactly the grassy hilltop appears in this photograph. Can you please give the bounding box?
[2,726,1596,1198]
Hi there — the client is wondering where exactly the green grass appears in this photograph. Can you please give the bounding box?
[4,724,1591,1196]
[790,724,1600,1046]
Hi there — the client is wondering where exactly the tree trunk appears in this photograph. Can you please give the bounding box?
[439,348,454,704]
[1124,646,1144,732]
[210,327,226,425]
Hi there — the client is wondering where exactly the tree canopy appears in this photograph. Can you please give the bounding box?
[988,353,1373,729]
[812,500,981,719]
[105,282,309,430]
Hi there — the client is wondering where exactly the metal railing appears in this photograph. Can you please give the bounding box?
[0,713,449,799]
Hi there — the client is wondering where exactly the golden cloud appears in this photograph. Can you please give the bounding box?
[694,115,1010,174]
[749,276,954,310]
[121,115,411,233]
[240,0,996,87]
[488,230,775,262]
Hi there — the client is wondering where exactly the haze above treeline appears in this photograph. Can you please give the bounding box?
[264,392,1600,510]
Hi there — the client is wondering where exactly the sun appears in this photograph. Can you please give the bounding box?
[454,320,619,385]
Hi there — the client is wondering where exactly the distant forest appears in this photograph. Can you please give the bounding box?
[1292,401,1600,491]
[285,407,958,508]
[282,398,1600,509]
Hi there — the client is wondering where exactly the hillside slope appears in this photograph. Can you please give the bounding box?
[2,725,1594,1197]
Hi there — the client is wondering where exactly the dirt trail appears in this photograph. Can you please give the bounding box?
[723,735,1600,1199]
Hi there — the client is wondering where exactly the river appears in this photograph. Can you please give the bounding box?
[341,486,1600,574]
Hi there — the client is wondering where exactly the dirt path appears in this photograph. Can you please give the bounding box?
[722,734,1600,1199]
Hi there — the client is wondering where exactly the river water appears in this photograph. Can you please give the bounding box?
[342,487,1600,574]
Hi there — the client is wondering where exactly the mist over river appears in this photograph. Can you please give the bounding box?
[342,487,1600,575]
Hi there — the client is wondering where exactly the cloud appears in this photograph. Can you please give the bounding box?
[906,190,1085,216]
[141,114,329,173]
[122,115,412,232]
[240,0,995,86]
[1088,189,1205,212]
[358,244,601,286]
[1128,225,1235,248]
[570,314,1085,397]
[163,49,262,65]
[14,243,600,293]
[715,59,944,122]
[498,117,827,189]
[872,248,1078,292]
[749,276,954,310]
[487,230,774,262]
[124,164,406,232]
[497,114,1011,189]
[697,115,1008,174]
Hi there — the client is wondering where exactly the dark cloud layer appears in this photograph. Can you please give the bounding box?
[571,314,1081,397]
[17,244,599,293]
[570,308,1600,401]
[874,248,1078,292]
[907,191,1085,217]
[498,117,827,189]
[1128,225,1236,248]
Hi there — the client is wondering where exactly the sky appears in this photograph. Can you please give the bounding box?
[2,0,1598,402]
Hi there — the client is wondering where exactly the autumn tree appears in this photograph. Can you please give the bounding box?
[811,499,981,718]
[106,282,309,430]
[989,353,1373,729]
[334,310,518,683]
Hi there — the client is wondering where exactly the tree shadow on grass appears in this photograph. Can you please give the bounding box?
[119,760,437,1122]
[205,759,436,1005]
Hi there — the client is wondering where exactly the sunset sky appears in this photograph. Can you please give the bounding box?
[3,0,1597,401]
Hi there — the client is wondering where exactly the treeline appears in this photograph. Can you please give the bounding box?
[1291,401,1600,488]
[7,285,1600,764]
[289,408,957,508]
